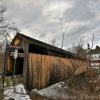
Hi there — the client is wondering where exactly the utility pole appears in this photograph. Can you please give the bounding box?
[2,43,9,91]
[13,48,18,90]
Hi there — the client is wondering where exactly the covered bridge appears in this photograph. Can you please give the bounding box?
[7,33,88,90]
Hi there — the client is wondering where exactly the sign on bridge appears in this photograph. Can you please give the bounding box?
[14,49,18,59]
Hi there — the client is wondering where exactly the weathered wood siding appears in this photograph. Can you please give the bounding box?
[8,57,13,73]
[27,53,88,90]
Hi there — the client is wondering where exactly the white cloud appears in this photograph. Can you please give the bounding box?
[4,0,100,49]
[42,1,73,19]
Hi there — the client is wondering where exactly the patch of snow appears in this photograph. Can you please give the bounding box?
[57,82,64,87]
[31,82,68,99]
[4,84,31,100]
[15,84,26,94]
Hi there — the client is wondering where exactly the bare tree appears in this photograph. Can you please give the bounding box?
[70,41,88,68]
[0,0,19,91]
[87,34,95,69]
[59,18,64,49]
[0,0,19,48]
[59,17,71,50]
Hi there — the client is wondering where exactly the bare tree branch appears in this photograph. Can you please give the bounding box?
[91,34,94,50]
[0,0,19,47]
[59,18,64,49]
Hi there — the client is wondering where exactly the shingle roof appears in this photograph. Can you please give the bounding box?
[11,33,75,58]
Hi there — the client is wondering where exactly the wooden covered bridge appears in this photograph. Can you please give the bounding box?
[5,33,88,90]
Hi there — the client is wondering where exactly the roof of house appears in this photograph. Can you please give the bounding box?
[11,33,75,58]
[90,46,100,54]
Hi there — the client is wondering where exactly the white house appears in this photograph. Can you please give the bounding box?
[89,46,100,73]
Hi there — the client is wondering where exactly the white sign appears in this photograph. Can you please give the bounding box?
[14,49,18,59]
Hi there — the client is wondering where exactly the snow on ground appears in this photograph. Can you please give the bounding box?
[31,82,70,99]
[4,84,31,100]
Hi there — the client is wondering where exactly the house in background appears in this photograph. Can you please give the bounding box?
[89,46,100,73]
